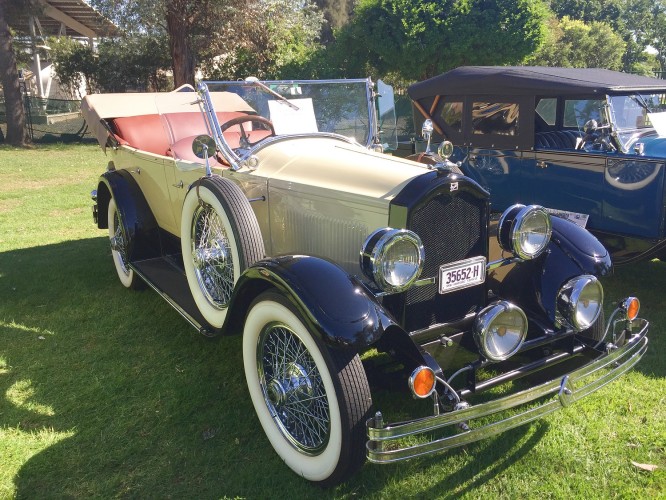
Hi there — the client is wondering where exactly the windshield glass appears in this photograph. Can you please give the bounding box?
[203,79,392,152]
[609,93,666,150]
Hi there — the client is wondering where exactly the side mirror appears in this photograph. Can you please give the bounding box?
[422,119,434,153]
[192,134,216,159]
[192,134,217,176]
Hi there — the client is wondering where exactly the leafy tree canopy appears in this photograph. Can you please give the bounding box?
[548,0,666,74]
[526,16,626,70]
[550,0,624,27]
[90,0,322,85]
[314,0,550,82]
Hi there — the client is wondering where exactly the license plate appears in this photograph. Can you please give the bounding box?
[439,256,486,294]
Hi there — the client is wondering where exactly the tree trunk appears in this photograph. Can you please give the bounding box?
[166,0,195,88]
[0,0,28,146]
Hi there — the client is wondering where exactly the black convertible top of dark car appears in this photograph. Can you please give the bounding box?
[408,66,666,99]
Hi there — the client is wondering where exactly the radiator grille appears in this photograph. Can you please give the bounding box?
[402,190,486,331]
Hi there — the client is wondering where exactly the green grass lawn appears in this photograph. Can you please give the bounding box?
[0,143,664,499]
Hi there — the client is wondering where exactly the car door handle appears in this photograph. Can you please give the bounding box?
[537,160,548,169]
[172,180,183,188]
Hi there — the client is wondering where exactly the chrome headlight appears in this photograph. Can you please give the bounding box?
[557,275,603,331]
[498,204,552,260]
[360,228,424,293]
[474,301,528,362]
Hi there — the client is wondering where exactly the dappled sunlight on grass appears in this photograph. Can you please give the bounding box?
[0,320,54,337]
[6,379,56,417]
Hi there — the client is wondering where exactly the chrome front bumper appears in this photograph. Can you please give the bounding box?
[366,318,649,463]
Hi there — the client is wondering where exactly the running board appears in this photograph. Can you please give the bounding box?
[130,257,217,336]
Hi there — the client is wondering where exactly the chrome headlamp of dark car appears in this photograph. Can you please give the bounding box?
[360,228,425,293]
[473,301,528,361]
[498,204,552,260]
[556,275,604,331]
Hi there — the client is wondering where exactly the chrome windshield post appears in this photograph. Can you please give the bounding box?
[196,81,241,171]
[605,94,628,154]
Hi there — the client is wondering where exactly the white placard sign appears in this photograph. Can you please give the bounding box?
[647,111,666,137]
[268,98,318,135]
[545,208,589,228]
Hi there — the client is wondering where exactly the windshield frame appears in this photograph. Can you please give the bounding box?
[607,91,666,153]
[196,78,383,170]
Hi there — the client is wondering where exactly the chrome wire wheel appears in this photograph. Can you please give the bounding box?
[190,201,234,309]
[258,322,330,454]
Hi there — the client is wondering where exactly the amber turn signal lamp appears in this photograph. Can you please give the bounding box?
[622,297,640,321]
[409,366,436,399]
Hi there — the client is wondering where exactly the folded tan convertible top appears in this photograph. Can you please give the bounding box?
[81,86,255,151]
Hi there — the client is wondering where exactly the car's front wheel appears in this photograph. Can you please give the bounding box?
[181,176,264,329]
[243,291,372,486]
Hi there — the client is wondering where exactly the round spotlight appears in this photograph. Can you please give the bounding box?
[557,275,604,331]
[408,366,436,398]
[498,204,552,260]
[360,228,425,293]
[473,301,528,362]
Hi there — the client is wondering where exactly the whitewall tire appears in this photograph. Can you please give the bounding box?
[243,291,371,486]
[181,176,264,329]
[108,198,140,289]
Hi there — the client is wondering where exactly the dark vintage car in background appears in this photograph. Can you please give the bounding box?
[408,66,666,264]
[83,77,648,485]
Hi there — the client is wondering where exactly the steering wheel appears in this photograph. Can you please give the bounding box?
[576,119,614,151]
[219,115,275,147]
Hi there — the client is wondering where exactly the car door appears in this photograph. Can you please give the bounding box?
[524,98,606,229]
[524,149,606,230]
[465,148,526,212]
[459,98,530,212]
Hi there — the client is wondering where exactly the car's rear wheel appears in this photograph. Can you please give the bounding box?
[243,291,372,486]
[108,198,141,289]
[181,176,264,328]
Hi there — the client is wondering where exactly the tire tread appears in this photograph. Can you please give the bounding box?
[201,176,265,269]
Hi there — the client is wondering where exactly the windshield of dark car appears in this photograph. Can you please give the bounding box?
[609,93,666,149]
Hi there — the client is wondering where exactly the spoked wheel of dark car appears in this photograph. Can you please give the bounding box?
[108,198,141,289]
[181,176,264,329]
[243,291,372,486]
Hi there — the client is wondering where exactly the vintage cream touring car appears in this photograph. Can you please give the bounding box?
[82,79,648,485]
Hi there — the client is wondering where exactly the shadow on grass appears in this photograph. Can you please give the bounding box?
[1,239,662,498]
[427,422,549,499]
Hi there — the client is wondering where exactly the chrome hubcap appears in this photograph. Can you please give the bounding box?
[258,323,330,454]
[266,362,314,408]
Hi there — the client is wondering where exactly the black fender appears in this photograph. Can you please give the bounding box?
[224,255,395,349]
[538,217,612,321]
[494,217,612,324]
[223,255,437,371]
[96,170,161,262]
